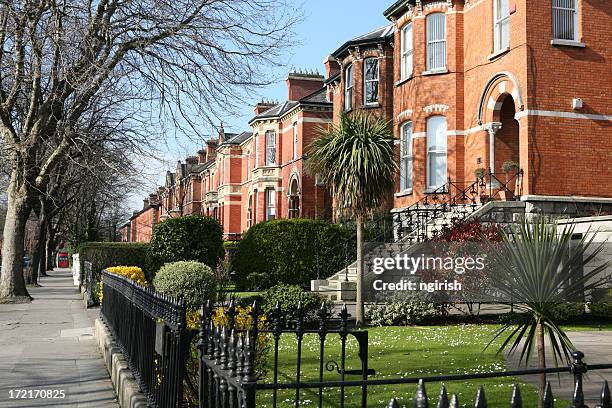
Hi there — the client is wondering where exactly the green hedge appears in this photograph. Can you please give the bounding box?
[147,215,224,275]
[233,219,355,290]
[153,261,219,311]
[78,242,150,304]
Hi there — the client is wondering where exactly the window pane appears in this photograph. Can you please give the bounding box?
[427,13,446,70]
[427,116,447,189]
[266,132,276,164]
[365,59,378,80]
[553,0,576,40]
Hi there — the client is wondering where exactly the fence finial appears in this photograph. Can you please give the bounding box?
[571,351,587,408]
[414,379,428,408]
[387,398,400,408]
[475,385,487,408]
[596,380,610,408]
[542,382,554,408]
[510,384,522,408]
[449,395,459,408]
[437,385,449,408]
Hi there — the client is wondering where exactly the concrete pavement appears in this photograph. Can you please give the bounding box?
[506,330,612,405]
[0,269,118,407]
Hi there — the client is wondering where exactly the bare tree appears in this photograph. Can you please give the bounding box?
[0,0,300,299]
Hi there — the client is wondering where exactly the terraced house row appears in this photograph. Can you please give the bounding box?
[122,0,612,242]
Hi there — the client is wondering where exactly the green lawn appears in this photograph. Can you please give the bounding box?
[255,324,573,407]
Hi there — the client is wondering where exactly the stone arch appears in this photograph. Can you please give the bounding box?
[477,71,524,125]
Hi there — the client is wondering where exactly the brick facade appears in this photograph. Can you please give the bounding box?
[381,0,611,210]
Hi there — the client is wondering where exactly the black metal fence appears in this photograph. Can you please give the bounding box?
[197,300,612,408]
[100,271,191,408]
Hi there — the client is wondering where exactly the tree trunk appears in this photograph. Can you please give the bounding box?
[536,319,546,408]
[46,224,56,272]
[37,200,49,278]
[0,172,32,300]
[355,215,364,326]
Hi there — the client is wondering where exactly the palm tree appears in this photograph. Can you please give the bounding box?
[484,218,611,405]
[306,112,397,325]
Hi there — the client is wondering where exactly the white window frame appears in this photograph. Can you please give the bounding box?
[293,123,298,160]
[552,0,579,41]
[265,189,276,220]
[399,122,413,192]
[494,0,510,51]
[255,135,259,167]
[426,13,447,71]
[345,64,354,111]
[426,116,448,190]
[265,130,276,166]
[363,57,379,105]
[401,22,414,80]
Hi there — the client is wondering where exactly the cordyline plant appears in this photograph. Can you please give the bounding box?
[482,218,611,405]
[306,111,397,325]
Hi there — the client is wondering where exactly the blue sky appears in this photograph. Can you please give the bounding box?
[129,1,392,211]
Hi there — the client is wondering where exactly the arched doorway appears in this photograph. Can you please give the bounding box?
[288,179,300,219]
[489,94,521,197]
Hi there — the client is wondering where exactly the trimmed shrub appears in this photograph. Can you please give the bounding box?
[589,301,612,319]
[78,242,150,304]
[153,261,219,311]
[233,219,355,290]
[261,284,330,327]
[148,216,223,275]
[549,302,585,322]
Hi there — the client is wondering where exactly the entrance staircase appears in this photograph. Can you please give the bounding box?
[312,172,524,301]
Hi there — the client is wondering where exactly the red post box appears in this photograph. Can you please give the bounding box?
[57,252,69,268]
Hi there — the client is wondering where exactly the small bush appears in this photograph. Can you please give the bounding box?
[549,302,585,322]
[148,216,223,275]
[261,284,330,327]
[153,261,219,311]
[589,301,612,319]
[233,219,355,290]
[78,242,150,304]
[366,292,439,326]
[496,312,530,325]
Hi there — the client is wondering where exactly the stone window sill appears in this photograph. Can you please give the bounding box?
[395,189,413,198]
[551,39,585,48]
[421,68,449,76]
[488,47,510,61]
[395,76,413,87]
[363,103,381,109]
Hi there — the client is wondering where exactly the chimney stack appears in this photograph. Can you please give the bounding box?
[286,69,324,101]
[197,149,207,164]
[254,99,277,115]
[323,55,340,79]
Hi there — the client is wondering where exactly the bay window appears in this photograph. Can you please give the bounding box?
[363,58,379,105]
[265,130,276,165]
[426,13,446,71]
[265,189,276,220]
[345,64,354,111]
[399,122,413,192]
[426,116,447,190]
[401,23,414,80]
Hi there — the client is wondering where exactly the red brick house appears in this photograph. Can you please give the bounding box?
[381,0,612,211]
[124,70,334,241]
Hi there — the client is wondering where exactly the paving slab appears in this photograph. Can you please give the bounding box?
[0,269,118,408]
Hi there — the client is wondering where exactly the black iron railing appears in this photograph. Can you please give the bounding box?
[100,271,190,408]
[196,300,612,408]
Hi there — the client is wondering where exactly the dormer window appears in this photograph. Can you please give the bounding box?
[363,58,379,105]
